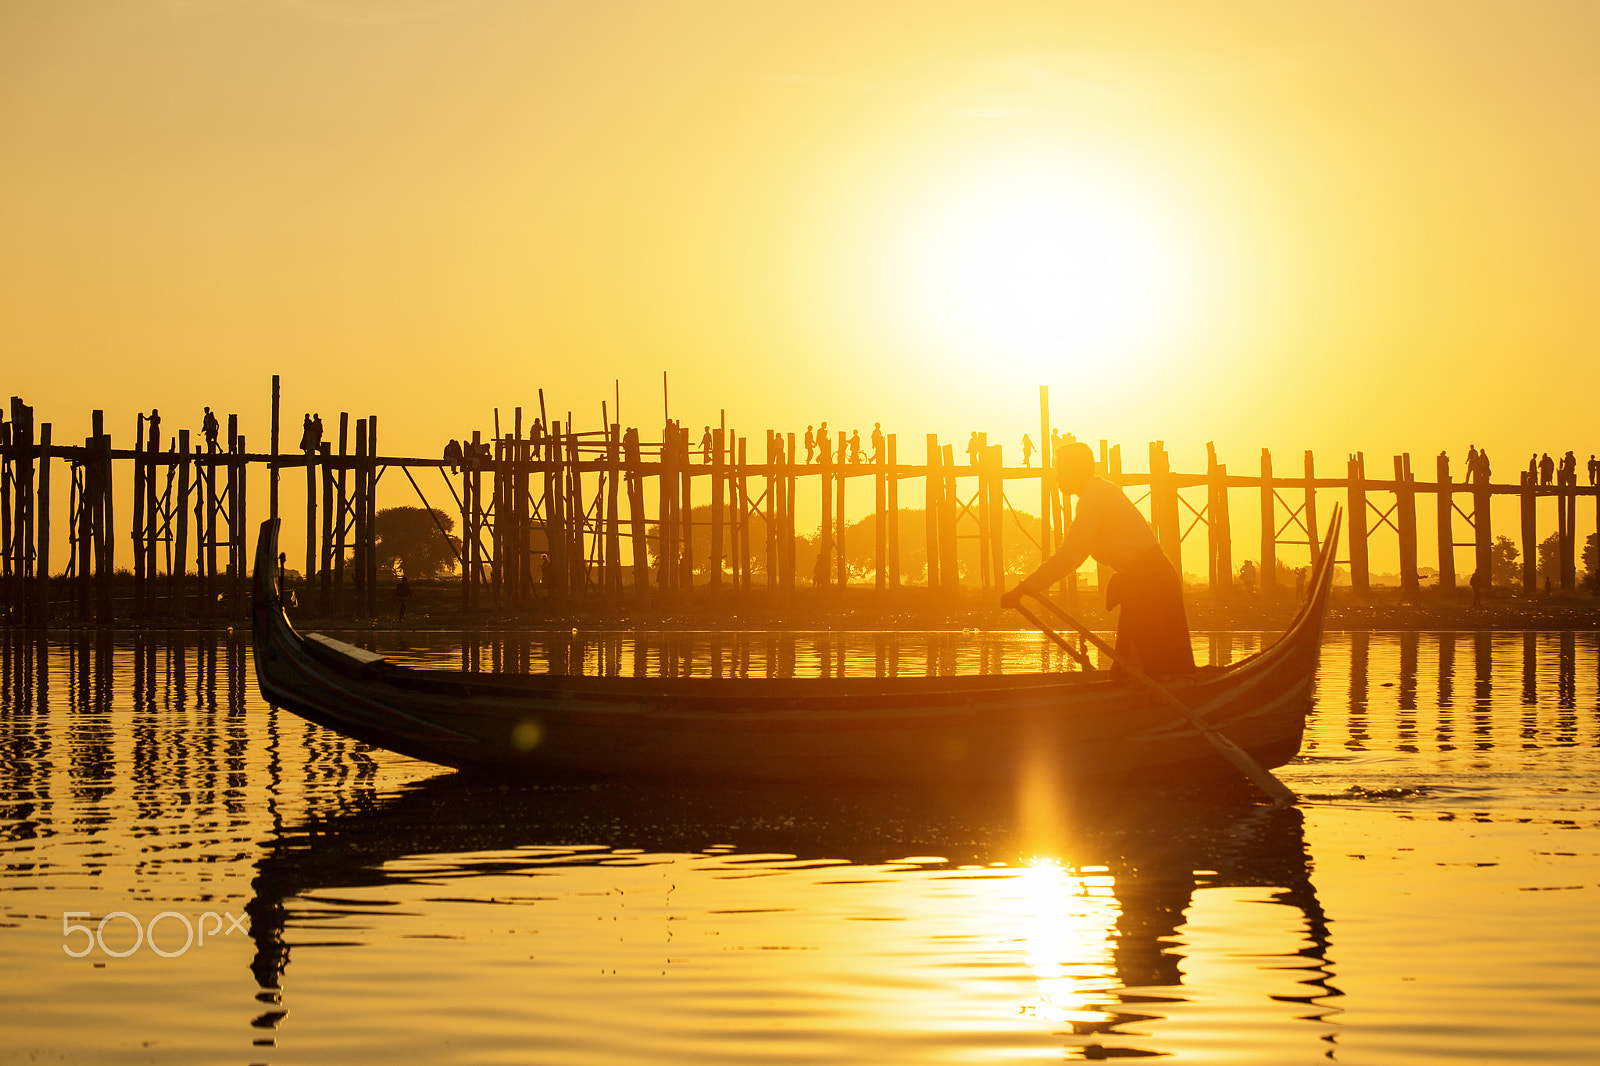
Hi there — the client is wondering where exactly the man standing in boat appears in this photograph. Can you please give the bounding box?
[1001,440,1196,679]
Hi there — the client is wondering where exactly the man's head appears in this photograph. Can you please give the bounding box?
[1054,441,1096,494]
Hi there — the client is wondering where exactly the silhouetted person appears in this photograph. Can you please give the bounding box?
[1466,445,1479,479]
[1540,452,1555,487]
[1021,433,1034,468]
[1002,441,1196,679]
[394,574,412,621]
[1470,569,1482,607]
[1562,450,1576,486]
[1240,559,1257,595]
[202,407,219,449]
[1528,453,1539,480]
[701,426,713,464]
[299,414,315,452]
[848,429,861,464]
[1589,455,1598,486]
[539,553,552,595]
[1474,448,1491,485]
[443,439,463,473]
[966,431,980,465]
[817,422,830,462]
[870,422,884,464]
[804,425,815,463]
[1295,566,1307,601]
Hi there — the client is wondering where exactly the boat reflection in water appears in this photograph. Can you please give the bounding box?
[245,773,1339,1060]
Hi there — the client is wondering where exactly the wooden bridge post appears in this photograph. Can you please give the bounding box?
[710,427,724,592]
[985,443,1004,593]
[817,435,832,589]
[784,432,797,598]
[624,428,648,608]
[148,412,162,610]
[1303,450,1320,563]
[940,443,959,595]
[1150,442,1181,575]
[204,417,218,614]
[236,430,249,618]
[364,416,376,615]
[659,423,677,597]
[490,427,504,604]
[1348,452,1369,595]
[175,429,189,620]
[1520,470,1537,593]
[678,427,693,595]
[835,430,847,589]
[566,425,585,601]
[458,430,471,611]
[1206,444,1231,597]
[132,413,146,615]
[1,414,10,611]
[1038,386,1052,563]
[607,424,622,605]
[304,428,318,593]
[1435,452,1454,590]
[353,418,368,616]
[886,434,899,589]
[318,441,332,613]
[924,434,940,590]
[269,375,280,521]
[148,411,162,604]
[1473,457,1492,595]
[36,423,50,624]
[93,411,114,623]
[875,435,886,592]
[766,432,779,596]
[1396,453,1417,596]
[976,433,992,593]
[1259,448,1276,593]
[547,421,567,602]
[1562,471,1577,591]
[738,435,752,593]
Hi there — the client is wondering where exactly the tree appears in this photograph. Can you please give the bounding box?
[1537,532,1561,591]
[374,507,461,579]
[1489,535,1520,587]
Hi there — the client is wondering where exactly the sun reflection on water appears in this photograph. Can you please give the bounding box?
[1012,858,1122,1029]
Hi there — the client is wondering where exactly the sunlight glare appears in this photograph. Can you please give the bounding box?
[887,150,1205,394]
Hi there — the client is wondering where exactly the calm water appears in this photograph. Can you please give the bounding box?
[2,627,1598,1065]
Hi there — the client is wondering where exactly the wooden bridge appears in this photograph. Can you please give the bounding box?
[2,383,1595,625]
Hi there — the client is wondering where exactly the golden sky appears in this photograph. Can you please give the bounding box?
[4,1,1599,478]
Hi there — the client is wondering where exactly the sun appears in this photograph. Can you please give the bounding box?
[885,152,1204,389]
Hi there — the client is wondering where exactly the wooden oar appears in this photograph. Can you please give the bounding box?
[1014,601,1096,671]
[1015,591,1298,806]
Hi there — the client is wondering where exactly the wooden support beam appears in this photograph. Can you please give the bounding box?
[887,434,899,590]
[1520,471,1537,594]
[924,434,940,591]
[835,430,847,589]
[1038,386,1052,565]
[1348,452,1369,595]
[176,430,189,620]
[939,442,958,596]
[1259,448,1276,593]
[1396,453,1417,597]
[1435,451,1454,590]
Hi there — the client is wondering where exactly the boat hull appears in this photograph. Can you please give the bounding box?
[251,515,1339,789]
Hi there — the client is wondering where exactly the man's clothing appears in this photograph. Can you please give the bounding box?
[1021,476,1195,678]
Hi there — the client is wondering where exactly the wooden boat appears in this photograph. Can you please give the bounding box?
[250,508,1342,787]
